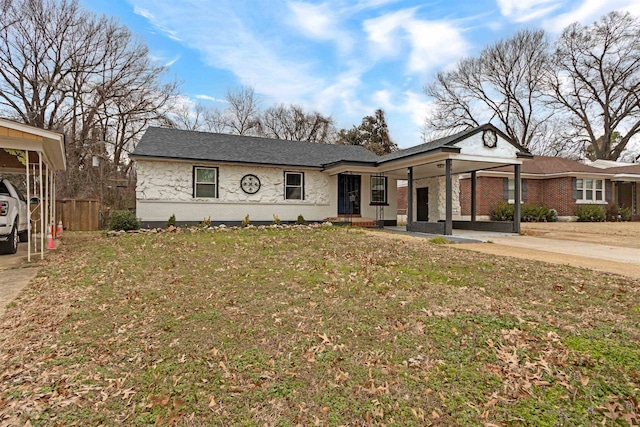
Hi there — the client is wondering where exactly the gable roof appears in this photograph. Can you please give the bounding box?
[376,123,531,164]
[131,127,380,168]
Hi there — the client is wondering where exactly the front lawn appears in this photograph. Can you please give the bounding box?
[1,227,638,426]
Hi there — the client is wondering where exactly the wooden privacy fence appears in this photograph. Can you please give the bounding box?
[56,199,100,231]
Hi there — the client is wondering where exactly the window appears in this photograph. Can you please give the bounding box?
[194,167,217,198]
[504,178,527,203]
[575,178,604,203]
[370,176,387,204]
[285,172,304,200]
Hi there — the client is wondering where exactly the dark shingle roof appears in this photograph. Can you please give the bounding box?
[377,123,529,164]
[378,127,477,163]
[132,127,380,168]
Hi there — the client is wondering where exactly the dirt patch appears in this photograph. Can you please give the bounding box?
[520,222,640,249]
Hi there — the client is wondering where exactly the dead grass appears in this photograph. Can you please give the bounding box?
[521,222,640,249]
[0,227,639,426]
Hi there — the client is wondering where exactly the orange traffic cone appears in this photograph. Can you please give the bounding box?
[47,231,55,250]
[57,221,63,236]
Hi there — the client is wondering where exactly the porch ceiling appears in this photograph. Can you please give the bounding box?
[383,158,521,180]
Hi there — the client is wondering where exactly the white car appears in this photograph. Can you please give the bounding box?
[0,178,29,254]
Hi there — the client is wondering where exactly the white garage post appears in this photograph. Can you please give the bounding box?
[39,152,44,258]
[25,149,31,262]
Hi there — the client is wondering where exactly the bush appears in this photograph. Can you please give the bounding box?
[109,210,140,231]
[490,202,514,221]
[272,214,281,225]
[241,214,251,228]
[167,214,176,228]
[575,204,606,222]
[606,205,632,222]
[296,214,306,225]
[491,202,557,222]
[520,204,557,222]
[199,216,211,227]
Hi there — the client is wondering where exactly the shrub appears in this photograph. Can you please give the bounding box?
[296,214,306,225]
[575,204,605,222]
[241,214,251,228]
[490,202,514,221]
[167,214,176,228]
[491,202,557,222]
[109,210,140,231]
[520,204,557,222]
[199,216,211,227]
[606,205,632,222]
[272,214,281,225]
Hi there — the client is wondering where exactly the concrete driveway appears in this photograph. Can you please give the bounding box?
[455,230,640,280]
[0,243,40,317]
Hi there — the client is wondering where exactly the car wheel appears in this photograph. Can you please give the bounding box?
[0,223,18,255]
[18,229,28,242]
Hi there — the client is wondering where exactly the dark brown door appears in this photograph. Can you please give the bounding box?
[416,187,428,221]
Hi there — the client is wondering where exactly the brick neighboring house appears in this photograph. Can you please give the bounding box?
[457,156,640,221]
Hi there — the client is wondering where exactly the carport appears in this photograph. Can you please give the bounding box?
[378,124,532,235]
[0,118,66,261]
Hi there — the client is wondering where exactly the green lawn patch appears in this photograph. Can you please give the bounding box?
[0,227,638,426]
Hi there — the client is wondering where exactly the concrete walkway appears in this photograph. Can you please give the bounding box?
[0,243,41,317]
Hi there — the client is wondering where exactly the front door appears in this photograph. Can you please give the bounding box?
[338,174,361,215]
[416,187,429,221]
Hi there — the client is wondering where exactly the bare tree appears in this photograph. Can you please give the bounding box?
[0,0,177,202]
[548,11,640,161]
[170,101,210,131]
[259,104,335,143]
[425,29,552,150]
[224,86,261,135]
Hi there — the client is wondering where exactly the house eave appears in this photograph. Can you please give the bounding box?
[130,154,324,170]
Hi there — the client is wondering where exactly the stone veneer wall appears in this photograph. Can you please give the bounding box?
[135,160,398,224]
[136,160,334,223]
[412,176,461,221]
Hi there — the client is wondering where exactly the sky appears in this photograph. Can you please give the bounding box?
[80,0,640,149]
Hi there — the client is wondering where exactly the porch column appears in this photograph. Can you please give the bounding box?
[445,159,452,235]
[25,150,30,263]
[470,171,477,223]
[514,164,521,234]
[633,182,637,216]
[407,167,413,231]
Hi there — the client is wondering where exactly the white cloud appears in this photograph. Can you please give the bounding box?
[133,5,182,41]
[543,0,640,32]
[497,0,562,22]
[164,56,180,67]
[363,9,415,59]
[364,9,469,74]
[194,94,227,103]
[288,1,354,54]
[405,20,468,74]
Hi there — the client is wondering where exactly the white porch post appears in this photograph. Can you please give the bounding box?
[25,150,30,262]
[39,153,44,258]
[445,159,452,235]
